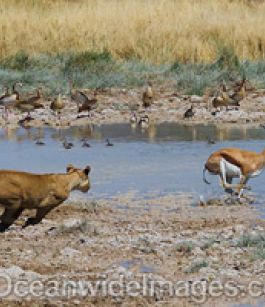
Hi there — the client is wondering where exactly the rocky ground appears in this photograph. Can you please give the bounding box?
[2,87,265,129]
[0,192,264,306]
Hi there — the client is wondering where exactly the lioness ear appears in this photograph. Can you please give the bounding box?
[66,164,75,173]
[84,165,91,175]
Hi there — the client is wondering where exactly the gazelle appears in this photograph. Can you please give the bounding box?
[203,147,265,198]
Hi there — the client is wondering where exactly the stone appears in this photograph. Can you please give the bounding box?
[219,269,239,278]
[190,95,203,103]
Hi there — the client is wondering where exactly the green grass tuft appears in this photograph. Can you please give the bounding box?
[184,259,208,274]
[175,241,194,254]
[0,52,265,95]
[237,233,265,248]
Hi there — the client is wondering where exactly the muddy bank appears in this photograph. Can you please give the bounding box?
[0,193,264,306]
[2,87,265,129]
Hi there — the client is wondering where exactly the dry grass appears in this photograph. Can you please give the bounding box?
[1,0,265,64]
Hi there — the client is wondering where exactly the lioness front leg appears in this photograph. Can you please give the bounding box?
[0,208,24,232]
[23,205,56,228]
[23,192,67,228]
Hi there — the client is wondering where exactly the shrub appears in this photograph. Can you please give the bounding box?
[184,259,208,274]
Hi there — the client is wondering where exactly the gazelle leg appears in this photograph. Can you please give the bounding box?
[236,176,249,198]
[225,177,233,194]
[219,159,231,189]
[220,159,242,189]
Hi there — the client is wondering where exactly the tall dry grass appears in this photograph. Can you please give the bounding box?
[1,0,265,64]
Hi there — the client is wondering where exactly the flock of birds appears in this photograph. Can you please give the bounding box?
[0,77,252,148]
[0,81,98,123]
[129,77,249,126]
[0,76,256,154]
[184,77,248,119]
[34,136,114,150]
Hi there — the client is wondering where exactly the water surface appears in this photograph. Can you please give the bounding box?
[0,123,265,202]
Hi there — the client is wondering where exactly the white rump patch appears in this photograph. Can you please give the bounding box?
[249,168,264,178]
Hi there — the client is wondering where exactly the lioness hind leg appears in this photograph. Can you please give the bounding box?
[0,208,24,232]
[23,205,55,228]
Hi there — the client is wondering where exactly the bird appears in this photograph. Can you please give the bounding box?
[70,88,88,105]
[212,83,230,109]
[18,114,34,126]
[211,110,220,117]
[142,81,154,108]
[130,112,137,124]
[77,90,98,117]
[69,81,97,116]
[138,115,149,128]
[0,82,22,119]
[0,86,10,120]
[207,137,215,145]
[15,101,42,127]
[229,77,246,103]
[50,94,65,118]
[63,139,74,149]
[184,105,195,118]
[27,87,43,105]
[35,139,45,146]
[15,100,44,115]
[10,81,23,101]
[82,140,91,148]
[212,82,240,110]
[106,139,113,146]
[0,86,10,100]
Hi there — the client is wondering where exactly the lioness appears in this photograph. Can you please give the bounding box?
[0,164,91,232]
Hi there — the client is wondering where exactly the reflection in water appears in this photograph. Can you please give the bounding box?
[0,123,264,143]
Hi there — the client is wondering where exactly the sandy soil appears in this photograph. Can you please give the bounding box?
[2,87,265,129]
[0,192,264,306]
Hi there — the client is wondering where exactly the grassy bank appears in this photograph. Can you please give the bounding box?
[1,50,265,95]
[1,0,265,64]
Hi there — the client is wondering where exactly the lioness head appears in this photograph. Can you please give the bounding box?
[66,164,91,192]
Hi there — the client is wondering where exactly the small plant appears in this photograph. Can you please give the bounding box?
[64,50,115,73]
[184,259,208,274]
[171,60,182,72]
[201,238,216,250]
[175,241,194,254]
[237,233,265,248]
[213,45,241,71]
[1,51,30,70]
[83,200,99,214]
[74,200,99,213]
[57,218,99,235]
[253,248,265,260]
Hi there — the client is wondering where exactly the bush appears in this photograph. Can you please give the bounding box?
[175,241,194,253]
[1,51,31,70]
[64,50,115,74]
[213,45,241,71]
[184,259,208,274]
[237,233,265,248]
